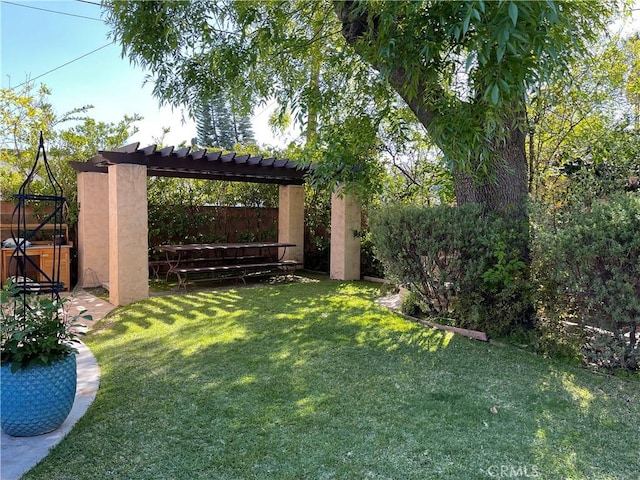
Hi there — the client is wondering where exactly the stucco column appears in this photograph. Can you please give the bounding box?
[77,171,109,288]
[108,164,148,306]
[330,189,361,280]
[278,185,304,264]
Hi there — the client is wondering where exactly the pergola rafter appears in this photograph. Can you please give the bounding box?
[70,142,310,186]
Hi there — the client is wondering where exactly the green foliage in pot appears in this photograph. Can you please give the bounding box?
[0,281,92,373]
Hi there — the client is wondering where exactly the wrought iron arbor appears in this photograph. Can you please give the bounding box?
[9,133,66,295]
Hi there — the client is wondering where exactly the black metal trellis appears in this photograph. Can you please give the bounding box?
[9,132,66,297]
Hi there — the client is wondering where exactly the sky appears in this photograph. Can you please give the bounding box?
[1,1,638,152]
[0,0,294,149]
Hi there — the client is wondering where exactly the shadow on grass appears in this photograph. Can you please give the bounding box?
[23,280,640,480]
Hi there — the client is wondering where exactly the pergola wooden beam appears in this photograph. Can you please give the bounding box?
[70,144,309,186]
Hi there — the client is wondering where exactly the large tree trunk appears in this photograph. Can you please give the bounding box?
[453,118,529,220]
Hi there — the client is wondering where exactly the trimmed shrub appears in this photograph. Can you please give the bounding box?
[359,230,385,278]
[401,289,425,317]
[369,204,531,336]
[533,193,640,370]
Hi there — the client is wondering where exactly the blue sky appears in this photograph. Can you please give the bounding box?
[0,0,286,148]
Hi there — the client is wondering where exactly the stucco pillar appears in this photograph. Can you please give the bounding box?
[108,164,148,306]
[330,189,361,280]
[77,172,109,288]
[278,185,304,264]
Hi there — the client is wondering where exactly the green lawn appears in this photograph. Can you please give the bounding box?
[25,280,639,479]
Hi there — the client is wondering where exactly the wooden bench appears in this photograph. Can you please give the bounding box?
[168,260,302,289]
[150,257,268,280]
[158,242,301,289]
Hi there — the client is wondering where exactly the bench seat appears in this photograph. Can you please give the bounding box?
[168,260,301,288]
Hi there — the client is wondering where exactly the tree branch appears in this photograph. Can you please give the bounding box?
[333,1,449,149]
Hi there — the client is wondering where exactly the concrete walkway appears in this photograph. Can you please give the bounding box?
[1,290,116,480]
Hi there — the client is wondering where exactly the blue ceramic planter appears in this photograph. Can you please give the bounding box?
[1,354,77,436]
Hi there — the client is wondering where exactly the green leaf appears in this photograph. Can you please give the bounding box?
[498,27,510,48]
[420,43,430,59]
[491,83,500,104]
[463,14,471,35]
[508,2,518,26]
[465,52,476,72]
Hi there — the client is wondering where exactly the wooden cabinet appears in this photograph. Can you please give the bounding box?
[1,221,72,292]
[1,245,72,292]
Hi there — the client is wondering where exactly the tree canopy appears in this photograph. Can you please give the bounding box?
[0,83,140,223]
[528,33,640,201]
[105,0,620,207]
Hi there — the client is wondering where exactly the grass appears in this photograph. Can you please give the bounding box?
[24,280,640,479]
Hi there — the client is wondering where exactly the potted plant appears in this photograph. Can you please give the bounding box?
[0,280,92,436]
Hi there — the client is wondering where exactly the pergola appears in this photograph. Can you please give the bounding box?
[71,142,308,185]
[71,143,362,306]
